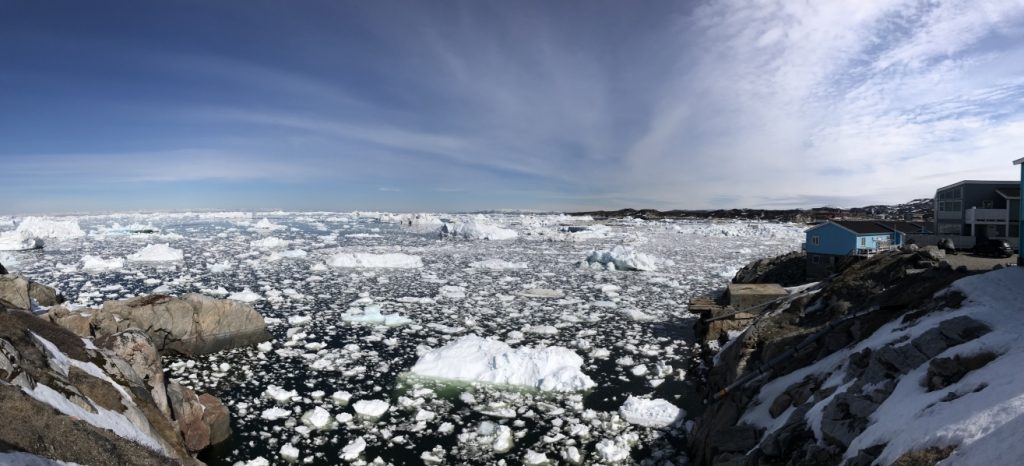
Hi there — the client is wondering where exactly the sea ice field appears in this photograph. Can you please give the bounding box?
[0,212,804,465]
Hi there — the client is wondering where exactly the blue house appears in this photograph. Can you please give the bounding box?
[804,220,925,279]
[1016,157,1024,265]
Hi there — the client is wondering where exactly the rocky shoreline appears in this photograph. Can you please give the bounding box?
[0,264,270,465]
[686,246,1017,465]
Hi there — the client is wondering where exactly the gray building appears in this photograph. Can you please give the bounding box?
[934,180,1020,244]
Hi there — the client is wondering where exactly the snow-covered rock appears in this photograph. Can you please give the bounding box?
[410,335,596,392]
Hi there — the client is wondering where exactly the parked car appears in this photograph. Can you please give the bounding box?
[973,239,1014,258]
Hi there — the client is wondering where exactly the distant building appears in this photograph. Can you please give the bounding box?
[1016,158,1024,265]
[803,220,929,279]
[934,180,1020,246]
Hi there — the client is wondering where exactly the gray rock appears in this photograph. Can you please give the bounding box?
[917,246,946,261]
[0,274,63,310]
[98,293,271,356]
[97,329,170,417]
[709,424,761,453]
[820,392,876,448]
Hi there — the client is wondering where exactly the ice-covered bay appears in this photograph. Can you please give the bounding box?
[0,212,803,465]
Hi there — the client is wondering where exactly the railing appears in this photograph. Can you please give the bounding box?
[966,208,1008,224]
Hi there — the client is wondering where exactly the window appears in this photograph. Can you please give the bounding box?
[811,235,821,246]
[938,201,962,212]
[982,200,994,209]
[860,237,866,246]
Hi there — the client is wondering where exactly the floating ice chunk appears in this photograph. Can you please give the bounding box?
[410,335,596,392]
[353,399,390,418]
[15,217,85,240]
[261,407,291,421]
[228,288,263,303]
[618,396,683,428]
[630,365,648,376]
[268,249,307,261]
[524,325,559,335]
[523,450,551,465]
[81,255,124,272]
[251,236,290,249]
[340,437,366,461]
[620,308,657,321]
[438,285,467,299]
[492,425,514,453]
[468,259,528,270]
[397,296,436,305]
[279,444,300,462]
[331,390,352,405]
[241,457,270,466]
[288,315,311,326]
[519,288,564,299]
[0,231,43,251]
[439,220,518,240]
[264,385,299,404]
[563,446,583,464]
[415,409,436,422]
[301,406,334,430]
[127,243,184,262]
[208,260,232,273]
[253,218,285,230]
[586,245,657,271]
[342,305,412,327]
[257,341,273,352]
[595,439,630,462]
[328,252,423,269]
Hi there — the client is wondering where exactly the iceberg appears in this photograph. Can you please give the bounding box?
[618,396,683,428]
[439,220,518,240]
[327,252,423,269]
[586,245,657,271]
[410,335,595,392]
[0,231,43,251]
[15,217,85,240]
[127,244,184,262]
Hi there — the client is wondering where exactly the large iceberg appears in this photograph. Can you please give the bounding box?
[327,252,423,269]
[14,217,85,240]
[410,335,595,392]
[0,231,43,251]
[586,245,657,271]
[127,244,184,262]
[439,220,518,240]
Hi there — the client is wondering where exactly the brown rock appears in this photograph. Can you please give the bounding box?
[99,293,270,356]
[0,274,63,310]
[167,381,210,453]
[199,393,231,446]
[97,329,170,417]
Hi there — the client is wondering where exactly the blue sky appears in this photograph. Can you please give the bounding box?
[3,0,1024,214]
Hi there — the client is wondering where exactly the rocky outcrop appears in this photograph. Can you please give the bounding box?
[47,293,270,356]
[732,251,807,287]
[0,307,198,465]
[97,329,170,417]
[167,381,232,453]
[689,250,980,466]
[0,273,63,310]
[0,261,7,275]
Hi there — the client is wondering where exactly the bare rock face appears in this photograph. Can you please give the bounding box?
[0,308,197,465]
[96,293,271,356]
[167,381,230,453]
[0,273,63,310]
[97,329,170,417]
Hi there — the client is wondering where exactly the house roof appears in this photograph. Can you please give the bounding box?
[830,220,897,235]
[997,188,1020,200]
[1014,157,1024,165]
[936,180,1019,192]
[873,221,931,233]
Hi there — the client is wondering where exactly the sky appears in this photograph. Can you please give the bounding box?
[2,0,1024,214]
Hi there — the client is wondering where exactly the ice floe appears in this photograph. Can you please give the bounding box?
[127,244,184,262]
[618,396,683,428]
[410,335,596,392]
